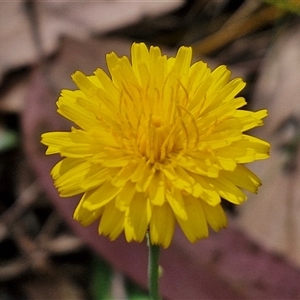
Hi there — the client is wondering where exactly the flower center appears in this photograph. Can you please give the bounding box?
[118,77,200,165]
[137,115,175,164]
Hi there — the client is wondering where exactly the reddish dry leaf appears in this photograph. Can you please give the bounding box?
[0,2,37,81]
[23,36,300,299]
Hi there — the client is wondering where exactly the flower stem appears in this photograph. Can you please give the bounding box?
[147,233,161,300]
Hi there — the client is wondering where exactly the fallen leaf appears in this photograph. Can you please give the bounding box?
[237,24,300,267]
[23,37,300,299]
[0,1,183,82]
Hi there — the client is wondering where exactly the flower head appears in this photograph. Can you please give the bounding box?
[41,43,269,248]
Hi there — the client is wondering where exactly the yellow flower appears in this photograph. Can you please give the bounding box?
[41,43,270,248]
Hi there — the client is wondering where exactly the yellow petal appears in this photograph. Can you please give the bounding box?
[215,77,246,103]
[54,128,102,158]
[51,158,112,197]
[41,132,71,155]
[166,187,187,220]
[115,181,136,211]
[228,135,270,163]
[98,200,124,240]
[51,158,90,196]
[82,182,122,210]
[173,46,192,75]
[135,161,155,192]
[220,164,261,193]
[176,155,219,178]
[71,71,101,102]
[234,109,268,131]
[209,65,231,94]
[131,158,147,182]
[187,173,221,206]
[176,195,209,243]
[94,68,119,105]
[124,194,151,242]
[101,156,133,168]
[111,162,137,187]
[73,197,104,226]
[131,42,150,69]
[149,171,166,206]
[150,203,175,248]
[201,201,227,232]
[56,90,100,130]
[207,176,246,205]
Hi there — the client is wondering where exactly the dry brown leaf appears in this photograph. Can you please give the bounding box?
[237,23,300,267]
[0,2,37,80]
[0,1,183,81]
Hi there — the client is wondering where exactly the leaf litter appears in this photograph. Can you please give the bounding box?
[2,0,300,299]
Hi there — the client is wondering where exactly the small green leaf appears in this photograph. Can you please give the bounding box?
[92,256,113,300]
[0,128,18,153]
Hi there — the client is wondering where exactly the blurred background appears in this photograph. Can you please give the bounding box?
[1,0,300,299]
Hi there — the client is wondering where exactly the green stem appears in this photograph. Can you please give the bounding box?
[147,233,161,300]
